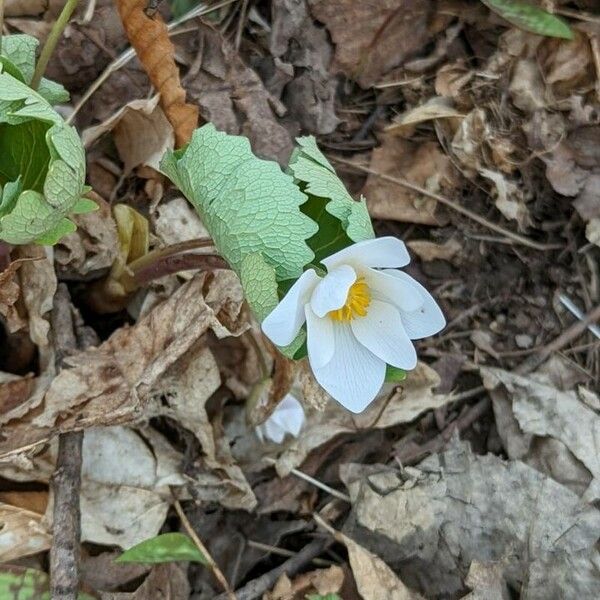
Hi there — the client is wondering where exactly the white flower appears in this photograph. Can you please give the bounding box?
[255,393,305,444]
[262,237,445,413]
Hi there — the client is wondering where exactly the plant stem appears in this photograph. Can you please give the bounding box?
[0,0,5,55]
[30,0,80,90]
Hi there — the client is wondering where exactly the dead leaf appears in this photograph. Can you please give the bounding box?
[0,258,28,332]
[463,561,510,600]
[185,23,294,164]
[154,197,209,246]
[342,437,600,598]
[0,502,51,561]
[265,566,344,599]
[0,271,246,459]
[585,218,600,247]
[254,363,449,476]
[81,550,150,594]
[386,96,463,132]
[406,239,461,262]
[479,168,530,230]
[309,0,435,88]
[115,0,198,147]
[361,135,454,225]
[100,563,189,600]
[0,374,35,422]
[269,0,339,134]
[482,367,600,500]
[82,96,174,173]
[4,0,45,16]
[55,194,120,279]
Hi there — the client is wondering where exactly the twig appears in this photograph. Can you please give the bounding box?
[517,304,600,375]
[31,0,80,90]
[331,157,560,252]
[173,499,236,600]
[49,284,95,600]
[213,537,331,600]
[247,540,333,567]
[263,457,351,503]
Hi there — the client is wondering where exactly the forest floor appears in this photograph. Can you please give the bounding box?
[0,0,599,598]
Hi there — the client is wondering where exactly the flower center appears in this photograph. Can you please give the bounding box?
[328,278,371,322]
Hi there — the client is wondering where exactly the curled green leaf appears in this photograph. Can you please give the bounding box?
[289,136,374,264]
[481,0,574,39]
[0,69,92,245]
[116,532,208,565]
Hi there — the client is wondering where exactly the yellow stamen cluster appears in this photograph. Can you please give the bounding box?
[329,278,371,322]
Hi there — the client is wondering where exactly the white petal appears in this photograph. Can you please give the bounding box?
[310,264,356,317]
[311,323,386,413]
[364,268,423,312]
[262,269,320,346]
[305,305,335,369]
[382,270,446,339]
[264,419,286,444]
[351,300,417,370]
[269,394,305,437]
[322,237,410,270]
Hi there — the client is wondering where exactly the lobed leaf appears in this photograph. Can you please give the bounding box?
[160,123,317,282]
[290,136,374,265]
[116,532,208,565]
[0,67,92,245]
[481,0,573,39]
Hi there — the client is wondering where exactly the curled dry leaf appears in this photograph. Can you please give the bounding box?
[55,194,120,280]
[82,96,175,173]
[0,257,30,333]
[114,0,198,147]
[0,271,246,460]
[266,565,344,600]
[406,238,461,262]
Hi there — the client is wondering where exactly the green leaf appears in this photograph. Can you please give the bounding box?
[385,365,407,383]
[306,595,342,600]
[0,565,96,599]
[0,72,87,245]
[289,136,374,264]
[72,197,99,214]
[240,253,280,322]
[481,0,573,39]
[116,532,208,565]
[161,123,317,281]
[0,34,69,104]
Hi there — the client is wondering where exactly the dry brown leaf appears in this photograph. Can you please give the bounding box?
[463,561,511,600]
[361,135,454,225]
[154,197,209,246]
[0,258,30,333]
[386,96,463,132]
[0,271,246,459]
[265,566,344,600]
[0,374,35,423]
[407,238,461,262]
[14,245,56,349]
[100,563,190,600]
[185,23,293,163]
[55,194,120,280]
[309,0,435,88]
[4,0,45,16]
[82,96,175,173]
[585,218,600,247]
[0,502,51,562]
[264,363,449,476]
[81,550,150,594]
[115,0,198,147]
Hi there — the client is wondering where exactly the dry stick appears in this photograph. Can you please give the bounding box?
[517,304,600,376]
[49,284,95,600]
[331,157,560,252]
[213,537,331,600]
[173,500,236,600]
[31,0,80,89]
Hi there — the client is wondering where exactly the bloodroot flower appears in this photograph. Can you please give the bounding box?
[255,394,305,444]
[262,237,445,413]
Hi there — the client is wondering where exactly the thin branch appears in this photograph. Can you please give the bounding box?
[213,537,331,600]
[31,0,80,90]
[331,156,561,252]
[173,499,236,600]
